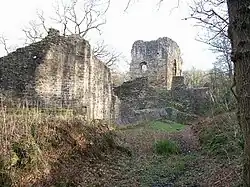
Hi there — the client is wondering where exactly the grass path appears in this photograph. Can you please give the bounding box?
[113,118,241,187]
[117,120,199,155]
[114,120,201,186]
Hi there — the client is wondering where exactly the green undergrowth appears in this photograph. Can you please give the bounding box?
[149,120,185,132]
[194,113,243,159]
[119,120,186,133]
[188,112,243,186]
[117,113,242,186]
[154,140,180,155]
[134,154,196,186]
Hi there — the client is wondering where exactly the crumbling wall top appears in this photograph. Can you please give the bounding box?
[47,28,60,38]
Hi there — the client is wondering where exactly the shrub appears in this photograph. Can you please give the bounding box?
[11,135,43,170]
[154,140,180,155]
[195,113,243,158]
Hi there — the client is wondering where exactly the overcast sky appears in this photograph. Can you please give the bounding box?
[0,0,216,71]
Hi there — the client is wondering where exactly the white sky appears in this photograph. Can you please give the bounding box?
[0,0,216,71]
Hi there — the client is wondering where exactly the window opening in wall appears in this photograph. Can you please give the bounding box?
[140,61,148,72]
[173,60,177,76]
[0,69,2,84]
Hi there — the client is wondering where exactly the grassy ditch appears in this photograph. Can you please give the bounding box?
[0,107,127,186]
[0,108,243,186]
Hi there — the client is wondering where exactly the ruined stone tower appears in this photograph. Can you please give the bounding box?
[0,29,114,121]
[129,37,183,89]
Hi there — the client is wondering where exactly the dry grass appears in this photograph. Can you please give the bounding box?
[0,104,117,186]
[0,105,243,186]
[190,112,243,186]
[0,106,75,156]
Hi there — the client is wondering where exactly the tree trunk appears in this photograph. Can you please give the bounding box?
[227,1,250,186]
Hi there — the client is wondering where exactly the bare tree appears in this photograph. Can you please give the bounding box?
[23,0,108,43]
[0,35,10,55]
[22,19,46,44]
[51,0,71,36]
[19,0,119,67]
[92,40,121,67]
[185,0,233,78]
[187,0,228,39]
[111,69,131,86]
[211,33,233,78]
[183,67,208,87]
[50,0,108,38]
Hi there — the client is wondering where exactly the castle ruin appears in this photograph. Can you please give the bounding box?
[129,37,183,89]
[0,31,210,124]
[0,29,114,120]
[113,37,211,125]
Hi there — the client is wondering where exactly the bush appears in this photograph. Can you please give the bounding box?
[11,135,43,170]
[194,113,243,158]
[154,140,180,155]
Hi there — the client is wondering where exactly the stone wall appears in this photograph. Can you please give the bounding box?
[0,29,113,121]
[171,76,212,115]
[113,77,158,124]
[129,37,183,89]
[114,76,212,125]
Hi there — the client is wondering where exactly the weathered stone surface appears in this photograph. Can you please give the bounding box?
[0,29,113,121]
[114,77,158,124]
[165,107,198,124]
[114,76,210,125]
[130,37,183,89]
[171,81,212,115]
[171,76,186,90]
[115,106,198,125]
[113,77,159,111]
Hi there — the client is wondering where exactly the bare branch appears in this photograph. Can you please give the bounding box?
[168,0,180,15]
[184,0,232,78]
[93,40,121,67]
[21,0,114,65]
[22,13,48,45]
[0,35,9,54]
[124,0,132,12]
[51,0,71,36]
[22,0,108,42]
[59,0,107,37]
[37,10,49,33]
[185,0,229,40]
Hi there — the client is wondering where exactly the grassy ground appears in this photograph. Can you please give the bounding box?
[114,120,195,186]
[149,120,186,132]
[0,110,243,186]
[115,115,242,186]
